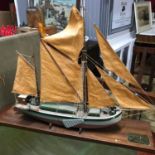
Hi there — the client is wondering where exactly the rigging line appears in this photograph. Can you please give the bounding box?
[121,108,154,111]
[86,54,155,105]
[122,110,155,119]
[86,55,103,68]
[16,51,33,58]
[85,50,154,104]
[83,54,119,104]
[81,1,154,104]
[79,53,109,73]
[128,87,155,106]
[86,59,153,108]
[31,52,40,99]
[86,54,112,74]
[16,51,35,70]
[79,4,154,101]
[131,90,154,105]
[86,53,118,76]
[45,42,73,61]
[86,54,135,85]
[134,87,155,106]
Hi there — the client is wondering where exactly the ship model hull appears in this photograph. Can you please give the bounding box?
[15,102,122,129]
[12,7,152,130]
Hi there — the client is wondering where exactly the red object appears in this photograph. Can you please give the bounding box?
[0,25,17,37]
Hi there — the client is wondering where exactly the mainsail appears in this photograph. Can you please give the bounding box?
[42,41,83,100]
[97,67,151,110]
[40,6,84,103]
[41,7,116,108]
[87,69,115,108]
[44,6,84,61]
[12,54,37,96]
[95,25,141,89]
[40,42,81,103]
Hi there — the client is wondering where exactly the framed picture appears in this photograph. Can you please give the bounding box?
[108,0,134,35]
[28,0,47,8]
[134,2,152,33]
[28,0,79,30]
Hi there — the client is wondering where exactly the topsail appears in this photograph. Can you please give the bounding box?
[40,42,81,103]
[44,6,84,61]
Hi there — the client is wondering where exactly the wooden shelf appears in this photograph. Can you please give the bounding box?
[0,106,155,153]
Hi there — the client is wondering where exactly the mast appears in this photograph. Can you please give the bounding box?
[32,53,40,105]
[41,6,84,103]
[81,0,88,112]
[82,48,88,112]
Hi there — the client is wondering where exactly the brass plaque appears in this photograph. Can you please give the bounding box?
[128,133,150,145]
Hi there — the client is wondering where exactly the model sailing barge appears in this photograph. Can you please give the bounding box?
[12,7,153,129]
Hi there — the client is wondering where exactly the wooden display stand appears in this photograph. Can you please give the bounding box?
[0,106,154,153]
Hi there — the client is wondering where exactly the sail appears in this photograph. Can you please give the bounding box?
[40,42,81,103]
[12,54,37,96]
[43,6,84,61]
[42,41,83,100]
[95,25,141,89]
[87,69,115,108]
[97,67,151,110]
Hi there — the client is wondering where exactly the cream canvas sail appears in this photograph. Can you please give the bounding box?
[12,54,37,96]
[40,42,81,103]
[95,25,141,89]
[41,41,115,107]
[97,67,151,110]
[87,69,115,108]
[41,6,84,103]
[44,6,84,61]
[41,41,83,101]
